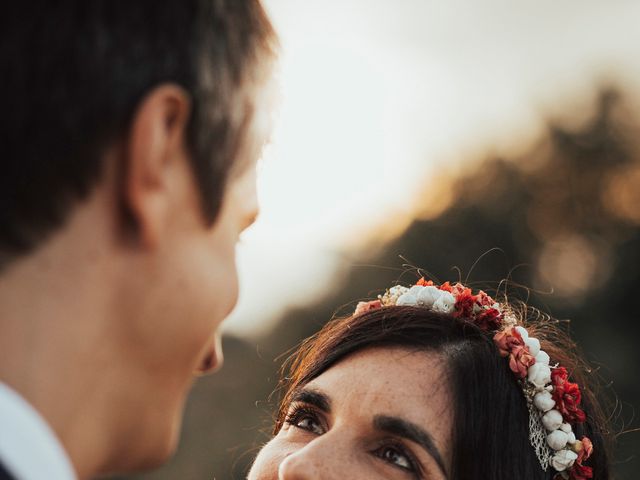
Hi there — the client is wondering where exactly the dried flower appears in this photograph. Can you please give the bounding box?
[551,367,586,423]
[354,300,382,316]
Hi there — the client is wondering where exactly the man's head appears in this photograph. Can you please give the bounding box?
[0,0,277,475]
[1,0,276,262]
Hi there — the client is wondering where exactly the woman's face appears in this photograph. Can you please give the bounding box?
[248,347,453,480]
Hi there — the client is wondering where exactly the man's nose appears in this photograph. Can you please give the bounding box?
[196,334,224,375]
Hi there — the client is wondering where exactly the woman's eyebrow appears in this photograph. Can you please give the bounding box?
[373,415,448,479]
[290,388,332,413]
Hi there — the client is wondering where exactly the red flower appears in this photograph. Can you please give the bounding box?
[551,367,586,423]
[416,277,434,287]
[475,308,503,331]
[438,282,453,293]
[570,463,593,480]
[354,300,382,316]
[493,328,535,378]
[453,289,476,318]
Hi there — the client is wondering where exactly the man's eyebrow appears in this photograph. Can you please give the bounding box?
[289,387,332,413]
[373,415,448,478]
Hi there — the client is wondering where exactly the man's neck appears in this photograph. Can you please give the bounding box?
[0,194,125,480]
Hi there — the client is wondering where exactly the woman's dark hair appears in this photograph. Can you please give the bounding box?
[274,305,611,479]
[0,0,277,265]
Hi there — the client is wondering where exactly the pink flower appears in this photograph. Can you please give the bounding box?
[476,290,495,307]
[450,282,468,296]
[354,300,382,316]
[509,345,535,378]
[577,437,593,463]
[493,327,535,378]
[566,436,594,479]
[494,327,525,356]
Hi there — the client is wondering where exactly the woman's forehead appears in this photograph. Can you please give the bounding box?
[305,347,451,417]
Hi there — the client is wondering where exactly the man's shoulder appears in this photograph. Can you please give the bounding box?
[0,462,15,480]
[0,383,76,480]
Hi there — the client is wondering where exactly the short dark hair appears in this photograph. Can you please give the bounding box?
[275,306,611,479]
[0,0,277,265]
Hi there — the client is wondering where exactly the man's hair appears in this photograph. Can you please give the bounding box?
[0,0,277,266]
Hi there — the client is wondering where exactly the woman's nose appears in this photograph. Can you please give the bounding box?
[277,435,345,480]
[278,451,314,480]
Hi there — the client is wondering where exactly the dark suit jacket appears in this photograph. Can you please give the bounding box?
[0,463,15,480]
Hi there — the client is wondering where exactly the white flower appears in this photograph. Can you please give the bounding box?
[551,450,578,472]
[560,423,572,433]
[515,326,529,340]
[528,362,551,388]
[383,286,410,305]
[567,432,576,444]
[525,337,541,357]
[396,293,418,306]
[535,350,550,365]
[432,291,456,313]
[547,430,569,451]
[533,391,556,412]
[389,286,408,296]
[408,285,424,296]
[542,409,563,431]
[417,286,441,307]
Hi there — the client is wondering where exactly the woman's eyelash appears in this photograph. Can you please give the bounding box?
[284,404,324,434]
[373,440,422,478]
[283,404,313,425]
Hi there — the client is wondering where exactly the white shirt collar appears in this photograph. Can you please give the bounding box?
[0,382,77,480]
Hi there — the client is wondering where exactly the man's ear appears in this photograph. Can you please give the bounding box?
[124,85,192,249]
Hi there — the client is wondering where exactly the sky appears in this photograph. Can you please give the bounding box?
[224,0,640,336]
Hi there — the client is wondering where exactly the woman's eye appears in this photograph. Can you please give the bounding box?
[284,406,325,435]
[376,445,418,474]
[294,416,324,435]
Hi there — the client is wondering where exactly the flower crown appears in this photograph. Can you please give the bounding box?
[354,279,594,480]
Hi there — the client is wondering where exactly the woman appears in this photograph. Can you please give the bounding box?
[249,279,610,479]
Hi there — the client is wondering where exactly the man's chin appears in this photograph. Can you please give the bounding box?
[101,416,183,476]
[140,434,180,470]
[102,441,179,476]
[134,449,177,473]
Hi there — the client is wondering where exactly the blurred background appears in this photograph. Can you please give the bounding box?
[119,0,640,478]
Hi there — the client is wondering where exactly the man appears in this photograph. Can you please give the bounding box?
[0,1,277,479]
